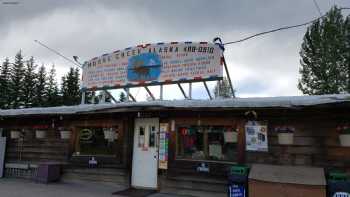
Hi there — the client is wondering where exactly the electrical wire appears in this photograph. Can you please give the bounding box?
[224,7,350,45]
[34,40,82,68]
[313,0,323,17]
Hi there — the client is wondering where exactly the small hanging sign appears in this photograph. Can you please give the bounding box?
[159,123,169,169]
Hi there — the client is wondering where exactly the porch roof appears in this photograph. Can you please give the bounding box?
[0,94,349,117]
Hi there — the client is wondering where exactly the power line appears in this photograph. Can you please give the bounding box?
[34,40,82,68]
[312,0,323,17]
[224,7,350,45]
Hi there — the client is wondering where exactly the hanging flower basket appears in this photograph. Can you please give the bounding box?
[35,130,46,139]
[276,126,295,145]
[10,130,21,139]
[338,126,350,147]
[103,128,115,140]
[224,128,238,143]
[60,130,71,139]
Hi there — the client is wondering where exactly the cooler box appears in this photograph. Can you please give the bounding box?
[35,162,61,183]
[249,164,326,197]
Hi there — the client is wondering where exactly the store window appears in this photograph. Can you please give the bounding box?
[78,126,119,155]
[177,126,237,162]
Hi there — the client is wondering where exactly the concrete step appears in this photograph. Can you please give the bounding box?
[161,175,227,194]
[160,188,227,197]
[61,168,129,185]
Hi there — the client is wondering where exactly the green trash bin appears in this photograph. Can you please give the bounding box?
[327,171,350,197]
[228,165,249,197]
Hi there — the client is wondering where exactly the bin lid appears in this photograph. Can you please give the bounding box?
[248,164,326,186]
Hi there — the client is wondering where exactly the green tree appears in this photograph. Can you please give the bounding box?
[45,65,61,106]
[298,6,348,94]
[61,67,81,105]
[345,15,350,92]
[0,58,11,109]
[10,51,26,108]
[23,57,37,107]
[34,65,47,107]
[214,77,235,98]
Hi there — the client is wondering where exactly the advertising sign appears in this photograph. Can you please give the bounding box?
[82,42,223,90]
[159,123,169,169]
[245,121,268,152]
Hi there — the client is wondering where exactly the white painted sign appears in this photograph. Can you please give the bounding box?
[245,121,268,152]
[82,42,223,90]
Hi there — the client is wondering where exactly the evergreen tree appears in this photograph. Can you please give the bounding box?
[46,65,61,106]
[61,67,81,105]
[119,92,126,102]
[34,65,47,107]
[23,57,37,107]
[298,6,348,94]
[0,58,11,109]
[214,77,235,98]
[10,51,26,108]
[345,15,350,92]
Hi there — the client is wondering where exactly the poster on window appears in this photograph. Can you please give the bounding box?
[159,123,169,169]
[245,121,268,152]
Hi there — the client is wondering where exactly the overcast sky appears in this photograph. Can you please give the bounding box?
[0,0,349,100]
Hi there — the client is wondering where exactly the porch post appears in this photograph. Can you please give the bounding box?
[81,91,86,104]
[237,119,246,164]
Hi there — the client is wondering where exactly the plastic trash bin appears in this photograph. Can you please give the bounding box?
[327,171,350,197]
[228,165,249,197]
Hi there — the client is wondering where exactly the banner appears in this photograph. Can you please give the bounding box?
[82,42,223,90]
[159,123,169,169]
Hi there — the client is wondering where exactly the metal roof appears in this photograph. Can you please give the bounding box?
[0,94,349,117]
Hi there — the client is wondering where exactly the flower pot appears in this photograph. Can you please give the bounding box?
[35,130,46,139]
[10,130,21,139]
[224,131,237,143]
[278,133,294,145]
[339,134,350,147]
[103,129,115,140]
[60,130,71,139]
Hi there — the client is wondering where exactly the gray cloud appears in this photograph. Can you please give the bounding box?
[1,0,350,99]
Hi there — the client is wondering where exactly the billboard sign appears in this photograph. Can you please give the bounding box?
[82,42,224,90]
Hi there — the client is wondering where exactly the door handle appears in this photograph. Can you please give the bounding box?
[154,155,157,159]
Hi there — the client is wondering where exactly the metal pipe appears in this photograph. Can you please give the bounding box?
[177,83,188,99]
[223,57,235,97]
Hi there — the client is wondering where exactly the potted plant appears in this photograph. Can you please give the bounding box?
[103,128,115,141]
[275,126,295,145]
[338,126,350,147]
[35,130,46,139]
[10,130,21,139]
[224,127,238,143]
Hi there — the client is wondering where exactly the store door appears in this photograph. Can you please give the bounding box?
[131,118,159,189]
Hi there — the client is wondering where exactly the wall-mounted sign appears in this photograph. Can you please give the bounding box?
[196,162,210,173]
[159,123,169,169]
[245,121,268,152]
[82,42,223,90]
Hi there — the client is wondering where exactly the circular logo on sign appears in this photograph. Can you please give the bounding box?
[333,192,350,197]
[80,129,93,141]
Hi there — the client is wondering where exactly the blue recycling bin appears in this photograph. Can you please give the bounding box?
[228,165,249,197]
[327,172,350,197]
